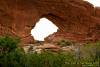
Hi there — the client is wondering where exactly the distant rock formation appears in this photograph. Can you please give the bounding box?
[0,0,100,44]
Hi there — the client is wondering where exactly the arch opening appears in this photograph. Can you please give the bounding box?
[31,18,58,41]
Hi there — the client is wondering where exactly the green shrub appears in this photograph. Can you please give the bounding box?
[0,36,100,67]
[57,39,72,47]
[0,36,20,53]
[0,36,21,67]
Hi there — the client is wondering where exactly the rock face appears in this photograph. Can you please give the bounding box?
[0,0,100,44]
[45,30,99,43]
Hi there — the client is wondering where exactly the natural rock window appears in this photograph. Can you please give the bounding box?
[31,18,58,41]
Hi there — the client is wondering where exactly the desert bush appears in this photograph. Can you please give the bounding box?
[57,39,72,47]
[0,36,20,54]
[0,36,100,67]
[24,52,66,67]
[0,36,66,67]
[0,36,22,67]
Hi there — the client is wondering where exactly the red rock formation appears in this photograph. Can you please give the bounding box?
[45,31,99,43]
[95,7,100,18]
[0,0,100,44]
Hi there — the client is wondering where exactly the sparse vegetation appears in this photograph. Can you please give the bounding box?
[0,36,100,67]
[56,39,73,47]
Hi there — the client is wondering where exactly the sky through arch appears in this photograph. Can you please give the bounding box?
[31,18,58,41]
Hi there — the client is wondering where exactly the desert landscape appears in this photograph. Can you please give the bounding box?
[0,0,100,67]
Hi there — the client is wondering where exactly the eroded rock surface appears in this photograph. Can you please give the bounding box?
[0,0,100,44]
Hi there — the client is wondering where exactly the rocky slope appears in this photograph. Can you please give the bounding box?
[0,0,100,44]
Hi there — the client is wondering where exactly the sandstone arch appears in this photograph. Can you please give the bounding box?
[0,0,100,44]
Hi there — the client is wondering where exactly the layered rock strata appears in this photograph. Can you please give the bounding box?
[0,0,100,44]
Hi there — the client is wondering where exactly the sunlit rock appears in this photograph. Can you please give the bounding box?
[0,0,100,44]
